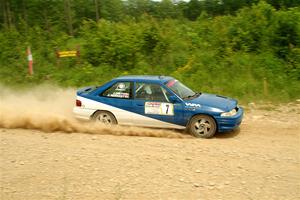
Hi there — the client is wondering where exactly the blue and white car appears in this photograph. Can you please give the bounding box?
[73,75,243,138]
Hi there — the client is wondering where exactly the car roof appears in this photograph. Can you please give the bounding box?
[113,75,174,84]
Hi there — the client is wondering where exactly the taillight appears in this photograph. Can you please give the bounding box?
[76,99,82,107]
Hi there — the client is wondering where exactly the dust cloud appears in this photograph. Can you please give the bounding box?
[0,85,187,138]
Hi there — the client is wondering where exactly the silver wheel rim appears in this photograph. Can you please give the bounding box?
[95,113,113,124]
[194,118,212,135]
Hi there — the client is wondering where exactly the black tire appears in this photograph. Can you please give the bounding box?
[92,111,117,125]
[187,114,217,138]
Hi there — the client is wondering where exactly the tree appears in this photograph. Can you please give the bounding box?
[155,0,179,19]
[266,0,300,9]
[94,0,100,22]
[64,0,74,36]
[99,0,125,21]
[184,0,203,20]
[1,0,13,29]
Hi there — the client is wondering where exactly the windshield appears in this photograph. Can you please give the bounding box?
[165,79,197,99]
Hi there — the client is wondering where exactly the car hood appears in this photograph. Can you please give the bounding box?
[185,93,237,111]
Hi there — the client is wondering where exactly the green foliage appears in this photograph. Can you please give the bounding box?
[0,1,299,103]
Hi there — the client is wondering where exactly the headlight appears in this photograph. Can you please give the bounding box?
[221,108,237,117]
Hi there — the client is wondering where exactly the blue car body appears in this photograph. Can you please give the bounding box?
[73,75,243,133]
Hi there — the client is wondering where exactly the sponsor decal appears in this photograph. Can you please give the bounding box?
[166,80,177,87]
[145,102,174,116]
[185,103,201,107]
[108,92,129,98]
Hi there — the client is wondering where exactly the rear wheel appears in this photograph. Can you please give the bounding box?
[92,111,117,125]
[188,114,217,138]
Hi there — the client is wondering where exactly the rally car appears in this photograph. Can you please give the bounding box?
[73,75,243,138]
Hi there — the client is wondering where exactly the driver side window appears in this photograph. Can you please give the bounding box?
[135,82,170,102]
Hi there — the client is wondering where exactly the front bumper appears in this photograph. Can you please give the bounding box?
[215,107,244,132]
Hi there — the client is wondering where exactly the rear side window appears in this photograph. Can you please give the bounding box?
[102,82,132,99]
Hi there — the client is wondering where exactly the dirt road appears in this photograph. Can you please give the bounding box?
[0,86,299,200]
[0,106,299,200]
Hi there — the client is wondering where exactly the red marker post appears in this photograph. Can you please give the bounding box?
[27,46,33,75]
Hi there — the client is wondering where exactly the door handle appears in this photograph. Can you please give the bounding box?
[136,103,144,106]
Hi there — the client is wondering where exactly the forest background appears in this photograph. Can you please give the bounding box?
[0,0,299,102]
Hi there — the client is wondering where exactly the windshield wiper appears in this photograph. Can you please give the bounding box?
[183,92,201,99]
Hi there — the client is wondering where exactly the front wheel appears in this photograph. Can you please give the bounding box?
[92,111,117,125]
[188,114,217,138]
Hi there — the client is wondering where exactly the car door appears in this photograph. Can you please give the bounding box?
[132,82,183,128]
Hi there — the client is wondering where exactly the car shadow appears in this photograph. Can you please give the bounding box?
[214,128,240,139]
[173,128,240,139]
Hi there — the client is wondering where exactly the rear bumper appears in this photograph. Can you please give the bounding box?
[215,107,244,132]
[73,107,95,121]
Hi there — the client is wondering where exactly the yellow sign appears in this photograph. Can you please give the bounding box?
[57,50,78,58]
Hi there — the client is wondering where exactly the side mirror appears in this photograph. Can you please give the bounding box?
[169,95,180,103]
